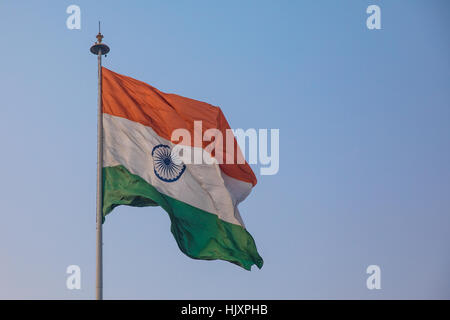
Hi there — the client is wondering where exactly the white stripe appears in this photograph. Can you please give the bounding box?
[103,113,253,226]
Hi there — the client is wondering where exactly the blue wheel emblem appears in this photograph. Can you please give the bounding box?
[152,144,186,182]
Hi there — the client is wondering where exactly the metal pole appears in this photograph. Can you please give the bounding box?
[90,25,109,300]
[96,49,103,300]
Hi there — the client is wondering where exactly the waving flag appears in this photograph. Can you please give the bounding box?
[101,67,263,270]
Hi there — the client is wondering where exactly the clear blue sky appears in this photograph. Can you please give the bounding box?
[0,0,449,299]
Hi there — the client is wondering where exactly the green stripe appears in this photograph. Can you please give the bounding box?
[102,165,263,270]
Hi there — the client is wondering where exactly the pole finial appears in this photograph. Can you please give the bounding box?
[90,21,110,55]
[96,21,103,44]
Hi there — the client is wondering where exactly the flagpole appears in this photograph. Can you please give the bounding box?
[90,22,110,300]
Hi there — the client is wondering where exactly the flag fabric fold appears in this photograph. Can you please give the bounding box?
[101,67,263,270]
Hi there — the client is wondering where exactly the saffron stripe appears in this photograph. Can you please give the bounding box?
[102,67,257,186]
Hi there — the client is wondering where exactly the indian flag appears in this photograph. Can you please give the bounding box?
[101,67,263,270]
